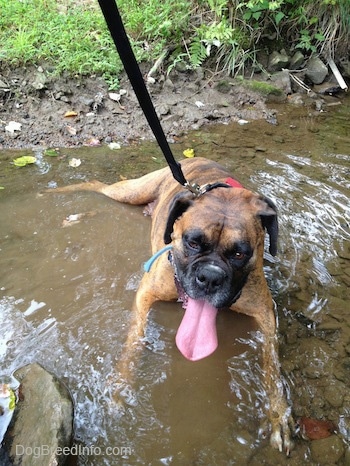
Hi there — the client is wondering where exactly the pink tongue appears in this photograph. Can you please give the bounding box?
[175,297,218,361]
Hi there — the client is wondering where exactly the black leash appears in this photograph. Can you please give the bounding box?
[97,0,196,189]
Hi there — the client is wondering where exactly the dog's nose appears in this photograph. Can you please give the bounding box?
[196,264,226,293]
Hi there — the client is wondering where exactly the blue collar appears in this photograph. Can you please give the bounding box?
[144,245,173,272]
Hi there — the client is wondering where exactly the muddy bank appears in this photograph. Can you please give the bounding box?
[0,65,276,149]
[2,53,349,151]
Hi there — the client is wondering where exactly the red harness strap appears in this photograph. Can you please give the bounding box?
[225,177,243,189]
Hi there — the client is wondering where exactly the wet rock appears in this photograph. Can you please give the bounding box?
[268,50,289,72]
[337,246,350,261]
[288,93,305,106]
[344,447,350,466]
[78,96,94,108]
[290,51,305,70]
[31,70,48,90]
[310,435,345,464]
[334,357,350,382]
[342,275,350,287]
[306,57,328,84]
[3,363,73,466]
[314,81,342,95]
[163,77,175,90]
[156,103,170,116]
[314,99,325,111]
[324,382,345,408]
[270,70,292,95]
[296,337,336,376]
[60,95,70,103]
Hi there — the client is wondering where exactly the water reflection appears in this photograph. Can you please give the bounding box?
[0,96,350,464]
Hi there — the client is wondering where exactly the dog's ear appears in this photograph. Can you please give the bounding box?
[164,191,194,244]
[256,196,279,256]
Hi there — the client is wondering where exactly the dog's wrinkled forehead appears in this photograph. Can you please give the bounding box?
[180,198,260,244]
[164,186,278,255]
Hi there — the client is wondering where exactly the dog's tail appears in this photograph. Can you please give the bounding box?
[43,165,172,205]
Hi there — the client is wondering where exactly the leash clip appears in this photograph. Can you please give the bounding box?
[184,181,203,197]
[185,180,234,197]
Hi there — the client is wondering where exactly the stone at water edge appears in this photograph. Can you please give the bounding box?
[2,363,73,466]
[306,57,328,85]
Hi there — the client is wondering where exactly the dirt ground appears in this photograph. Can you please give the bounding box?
[0,65,275,150]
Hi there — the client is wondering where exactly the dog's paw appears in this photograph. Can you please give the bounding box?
[269,408,294,455]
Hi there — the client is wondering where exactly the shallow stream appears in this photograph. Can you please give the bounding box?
[0,95,349,465]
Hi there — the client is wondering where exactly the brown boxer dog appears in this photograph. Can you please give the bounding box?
[47,157,293,453]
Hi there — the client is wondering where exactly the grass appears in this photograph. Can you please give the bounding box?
[0,0,349,88]
[0,0,122,86]
[0,0,192,88]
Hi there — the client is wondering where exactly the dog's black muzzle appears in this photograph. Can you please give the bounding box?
[195,263,227,294]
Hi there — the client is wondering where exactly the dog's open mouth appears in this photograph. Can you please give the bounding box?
[175,297,218,361]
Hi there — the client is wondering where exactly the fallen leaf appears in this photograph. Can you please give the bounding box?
[66,125,77,136]
[86,138,101,146]
[44,149,59,157]
[298,417,336,440]
[109,92,121,102]
[195,101,205,108]
[5,121,22,133]
[12,156,37,167]
[183,148,195,158]
[62,211,96,227]
[64,110,78,118]
[68,158,81,168]
[108,142,121,150]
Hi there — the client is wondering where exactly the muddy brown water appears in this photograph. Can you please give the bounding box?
[0,96,349,465]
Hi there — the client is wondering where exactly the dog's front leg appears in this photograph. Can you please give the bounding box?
[116,285,155,385]
[255,307,294,455]
[117,260,178,386]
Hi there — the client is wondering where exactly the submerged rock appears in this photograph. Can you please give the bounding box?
[2,363,73,466]
[310,435,345,464]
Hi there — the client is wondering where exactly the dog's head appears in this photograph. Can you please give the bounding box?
[164,186,278,309]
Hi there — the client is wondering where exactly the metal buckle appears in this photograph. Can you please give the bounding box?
[184,181,232,197]
[184,182,203,196]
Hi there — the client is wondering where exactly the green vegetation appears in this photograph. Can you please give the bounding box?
[0,0,122,87]
[239,78,284,97]
[0,0,349,88]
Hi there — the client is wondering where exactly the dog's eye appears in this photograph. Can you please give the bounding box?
[187,240,201,252]
[227,242,252,263]
[183,231,208,254]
